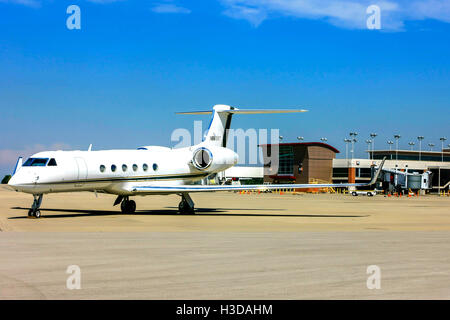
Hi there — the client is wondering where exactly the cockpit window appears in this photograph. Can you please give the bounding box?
[23,158,49,167]
[48,158,57,166]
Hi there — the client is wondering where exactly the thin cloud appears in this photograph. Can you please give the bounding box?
[86,0,125,3]
[0,0,125,7]
[151,3,191,14]
[0,143,71,167]
[219,0,450,30]
[0,0,41,8]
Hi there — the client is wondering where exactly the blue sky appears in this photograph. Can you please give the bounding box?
[0,0,449,175]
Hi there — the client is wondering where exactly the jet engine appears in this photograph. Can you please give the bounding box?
[190,146,238,172]
[192,148,213,170]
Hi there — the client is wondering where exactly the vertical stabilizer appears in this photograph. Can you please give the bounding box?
[203,104,234,147]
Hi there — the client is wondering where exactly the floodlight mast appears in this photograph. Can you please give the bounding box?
[387,140,394,159]
[393,134,401,165]
[344,138,351,166]
[370,133,377,160]
[365,140,372,159]
[440,137,447,162]
[417,136,424,161]
[349,132,358,160]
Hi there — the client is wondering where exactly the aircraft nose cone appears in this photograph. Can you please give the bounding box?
[7,174,32,192]
[6,175,20,191]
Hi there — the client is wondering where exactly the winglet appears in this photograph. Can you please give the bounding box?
[369,157,386,185]
[12,157,23,175]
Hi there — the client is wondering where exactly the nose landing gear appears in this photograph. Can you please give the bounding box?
[28,194,43,218]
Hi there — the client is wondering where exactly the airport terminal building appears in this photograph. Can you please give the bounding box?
[222,143,450,193]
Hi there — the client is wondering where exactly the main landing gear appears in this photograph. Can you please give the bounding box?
[113,193,195,215]
[28,194,43,218]
[114,196,136,214]
[178,192,195,215]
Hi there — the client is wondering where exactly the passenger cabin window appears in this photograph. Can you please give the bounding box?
[23,158,49,167]
[132,164,138,172]
[111,164,117,172]
[100,165,106,173]
[122,164,127,172]
[143,164,148,171]
[153,163,158,171]
[48,158,57,166]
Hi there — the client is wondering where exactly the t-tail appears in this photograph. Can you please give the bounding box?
[177,104,308,148]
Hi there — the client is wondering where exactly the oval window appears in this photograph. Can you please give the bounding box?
[100,165,106,173]
[153,163,158,171]
[122,164,127,172]
[143,163,148,171]
[132,164,138,172]
[111,164,117,172]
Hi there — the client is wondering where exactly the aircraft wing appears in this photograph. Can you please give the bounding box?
[131,182,368,194]
[130,158,386,194]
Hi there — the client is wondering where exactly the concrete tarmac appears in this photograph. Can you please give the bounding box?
[0,188,449,299]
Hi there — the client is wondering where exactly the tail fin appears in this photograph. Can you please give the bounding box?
[177,104,308,147]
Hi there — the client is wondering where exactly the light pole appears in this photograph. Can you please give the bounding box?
[440,137,447,162]
[370,133,377,160]
[394,134,401,163]
[387,140,394,159]
[428,143,435,151]
[349,132,358,160]
[417,136,424,161]
[351,138,357,160]
[365,140,372,159]
[344,138,351,165]
[408,142,415,150]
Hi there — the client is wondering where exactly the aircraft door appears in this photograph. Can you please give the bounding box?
[75,157,88,182]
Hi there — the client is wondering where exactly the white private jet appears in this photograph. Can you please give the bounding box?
[8,104,385,218]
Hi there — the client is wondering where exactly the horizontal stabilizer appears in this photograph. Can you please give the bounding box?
[176,111,213,115]
[177,105,308,148]
[227,109,308,114]
[176,109,308,115]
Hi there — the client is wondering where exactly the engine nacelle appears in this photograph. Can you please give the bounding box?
[192,148,213,170]
[191,146,238,172]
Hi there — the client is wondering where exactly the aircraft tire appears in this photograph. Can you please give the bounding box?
[178,201,194,215]
[128,200,136,214]
[121,200,136,214]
